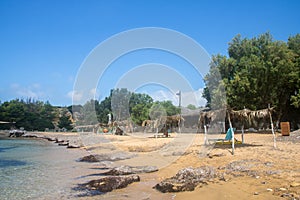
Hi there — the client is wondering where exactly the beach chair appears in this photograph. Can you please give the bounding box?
[208,128,242,145]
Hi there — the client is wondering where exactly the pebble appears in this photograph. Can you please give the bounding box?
[281,193,292,198]
[266,188,273,192]
[290,182,300,187]
[279,187,287,191]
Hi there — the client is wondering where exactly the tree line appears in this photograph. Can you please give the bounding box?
[0,89,181,130]
[203,32,300,126]
[72,88,180,126]
[0,99,73,131]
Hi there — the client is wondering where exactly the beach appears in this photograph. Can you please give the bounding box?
[7,130,297,200]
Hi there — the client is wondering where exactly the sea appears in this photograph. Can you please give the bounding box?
[0,137,96,200]
[0,136,176,200]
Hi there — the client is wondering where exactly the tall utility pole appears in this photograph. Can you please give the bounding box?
[176,90,181,108]
[176,91,182,133]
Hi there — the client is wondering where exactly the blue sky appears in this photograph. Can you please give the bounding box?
[0,0,300,106]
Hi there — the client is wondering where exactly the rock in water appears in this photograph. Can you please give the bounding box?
[154,166,217,193]
[82,175,140,193]
[67,143,81,148]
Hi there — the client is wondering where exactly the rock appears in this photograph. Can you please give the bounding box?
[279,187,287,191]
[290,182,300,187]
[264,162,273,167]
[208,153,225,159]
[78,155,99,162]
[265,170,281,175]
[43,137,56,141]
[9,130,26,137]
[266,188,273,192]
[254,192,259,195]
[281,193,292,198]
[78,152,136,163]
[58,141,69,146]
[67,143,81,148]
[154,166,217,193]
[155,182,197,193]
[80,175,140,193]
[22,133,38,138]
[55,138,64,143]
[101,165,158,175]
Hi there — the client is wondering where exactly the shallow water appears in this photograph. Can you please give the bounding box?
[0,138,97,200]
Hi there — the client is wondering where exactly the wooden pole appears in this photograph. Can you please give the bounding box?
[242,125,244,144]
[268,104,276,149]
[204,125,207,145]
[227,111,234,155]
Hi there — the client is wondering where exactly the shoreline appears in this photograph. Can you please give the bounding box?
[2,130,300,199]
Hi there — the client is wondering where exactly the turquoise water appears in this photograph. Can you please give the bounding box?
[0,138,93,200]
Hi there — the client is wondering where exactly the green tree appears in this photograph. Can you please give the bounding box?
[151,101,180,117]
[58,109,73,130]
[0,99,56,131]
[203,32,300,124]
[96,96,112,123]
[129,93,153,125]
[187,104,197,110]
[78,99,99,125]
[111,88,132,121]
[288,34,300,109]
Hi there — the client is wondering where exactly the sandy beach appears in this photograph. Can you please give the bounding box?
[23,130,300,200]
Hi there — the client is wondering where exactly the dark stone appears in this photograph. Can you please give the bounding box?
[67,143,81,148]
[44,136,56,141]
[81,175,140,193]
[9,130,26,137]
[154,166,217,193]
[78,155,99,162]
[58,141,69,146]
[55,138,65,143]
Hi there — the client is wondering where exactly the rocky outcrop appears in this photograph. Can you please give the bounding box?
[9,130,26,137]
[80,175,140,193]
[78,152,136,162]
[78,154,99,162]
[67,143,81,148]
[154,166,217,193]
[101,165,158,175]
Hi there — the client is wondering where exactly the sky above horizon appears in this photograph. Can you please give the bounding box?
[1,0,300,106]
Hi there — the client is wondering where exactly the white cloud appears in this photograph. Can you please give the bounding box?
[67,88,99,104]
[151,90,177,103]
[89,88,98,97]
[67,90,83,102]
[181,88,207,107]
[10,83,44,99]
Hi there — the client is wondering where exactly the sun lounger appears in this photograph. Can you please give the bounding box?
[207,128,242,144]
